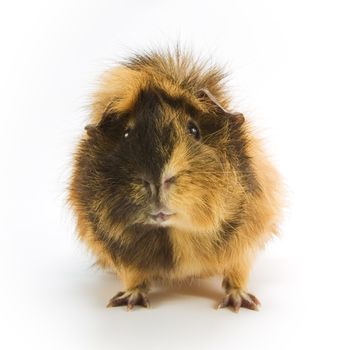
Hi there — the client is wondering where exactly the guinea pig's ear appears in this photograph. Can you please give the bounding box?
[198,88,245,126]
[84,112,120,137]
[84,123,98,137]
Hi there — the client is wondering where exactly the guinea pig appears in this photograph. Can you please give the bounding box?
[68,48,282,312]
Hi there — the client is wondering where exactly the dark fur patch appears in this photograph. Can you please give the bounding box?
[96,224,174,271]
[73,87,178,273]
[217,218,241,244]
[75,87,179,227]
[131,88,176,184]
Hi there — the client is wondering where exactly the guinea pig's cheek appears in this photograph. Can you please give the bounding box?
[189,196,218,230]
[168,187,217,232]
[177,205,218,232]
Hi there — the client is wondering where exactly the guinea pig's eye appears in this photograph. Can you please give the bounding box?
[187,121,200,140]
[123,128,130,139]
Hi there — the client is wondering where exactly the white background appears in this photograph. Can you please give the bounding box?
[1,1,350,349]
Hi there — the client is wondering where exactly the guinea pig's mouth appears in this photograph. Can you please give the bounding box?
[149,210,175,224]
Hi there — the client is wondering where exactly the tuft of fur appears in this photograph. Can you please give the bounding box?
[68,47,282,311]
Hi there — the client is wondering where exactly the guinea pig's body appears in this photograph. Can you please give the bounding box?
[69,49,282,311]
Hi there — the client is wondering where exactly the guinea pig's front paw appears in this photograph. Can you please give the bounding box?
[217,288,261,313]
[107,289,150,310]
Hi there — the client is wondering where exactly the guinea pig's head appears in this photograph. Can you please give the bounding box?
[83,80,248,234]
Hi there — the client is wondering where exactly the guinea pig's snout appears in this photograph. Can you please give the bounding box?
[139,173,176,194]
[139,173,177,225]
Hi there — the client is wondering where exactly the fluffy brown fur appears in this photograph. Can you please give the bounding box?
[68,48,282,312]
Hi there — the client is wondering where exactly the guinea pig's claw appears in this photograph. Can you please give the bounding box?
[217,289,261,312]
[107,290,150,310]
